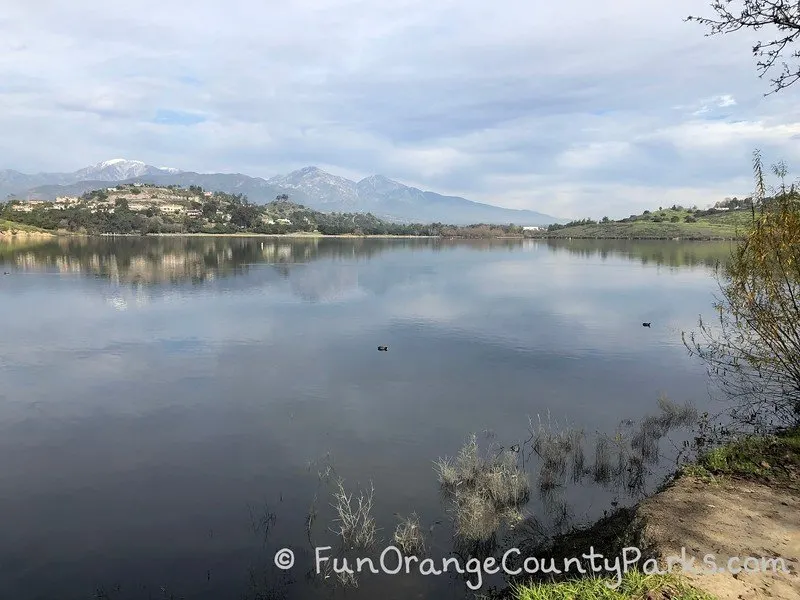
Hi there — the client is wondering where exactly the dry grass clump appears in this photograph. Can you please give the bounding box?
[434,456,460,488]
[570,430,586,482]
[330,479,378,550]
[592,435,612,484]
[393,512,426,556]
[453,489,503,541]
[435,434,531,542]
[529,416,586,492]
[631,396,698,465]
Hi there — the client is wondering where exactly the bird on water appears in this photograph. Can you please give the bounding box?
[378,345,389,351]
[642,322,651,327]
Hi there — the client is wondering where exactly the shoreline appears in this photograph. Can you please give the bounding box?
[97,232,442,239]
[510,428,800,600]
[0,230,745,242]
[527,234,745,241]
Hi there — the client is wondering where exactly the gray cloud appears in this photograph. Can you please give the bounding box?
[1,0,799,218]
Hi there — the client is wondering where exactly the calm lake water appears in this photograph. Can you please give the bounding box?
[0,236,735,600]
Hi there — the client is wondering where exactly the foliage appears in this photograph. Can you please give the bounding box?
[684,151,800,429]
[230,201,261,229]
[514,571,714,600]
[686,0,800,94]
[5,186,534,238]
[682,427,800,484]
[0,219,51,233]
[530,201,757,240]
[547,218,596,232]
[532,209,751,240]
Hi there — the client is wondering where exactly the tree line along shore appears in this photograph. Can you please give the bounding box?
[1,183,754,240]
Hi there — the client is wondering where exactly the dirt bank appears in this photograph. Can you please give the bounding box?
[634,475,799,599]
[0,230,54,239]
[523,430,800,600]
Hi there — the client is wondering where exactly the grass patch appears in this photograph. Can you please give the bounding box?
[513,571,714,600]
[683,427,800,486]
[393,512,426,556]
[0,219,52,233]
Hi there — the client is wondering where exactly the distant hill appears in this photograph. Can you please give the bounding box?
[530,205,754,240]
[2,183,539,238]
[2,159,561,226]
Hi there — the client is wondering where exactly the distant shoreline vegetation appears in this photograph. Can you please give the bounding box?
[528,200,755,241]
[1,184,533,239]
[2,183,748,240]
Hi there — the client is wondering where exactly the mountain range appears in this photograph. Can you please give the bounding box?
[1,159,561,225]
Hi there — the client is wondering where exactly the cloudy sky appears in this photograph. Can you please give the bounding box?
[2,0,799,218]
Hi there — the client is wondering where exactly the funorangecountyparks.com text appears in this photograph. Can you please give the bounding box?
[271,545,791,591]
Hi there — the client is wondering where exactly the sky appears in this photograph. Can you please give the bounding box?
[1,0,799,219]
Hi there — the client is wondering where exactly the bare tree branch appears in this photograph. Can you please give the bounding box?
[687,0,800,94]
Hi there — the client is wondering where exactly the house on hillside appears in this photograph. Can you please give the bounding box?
[11,200,46,212]
[53,196,78,209]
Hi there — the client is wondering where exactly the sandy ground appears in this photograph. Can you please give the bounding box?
[635,476,800,599]
[0,230,53,239]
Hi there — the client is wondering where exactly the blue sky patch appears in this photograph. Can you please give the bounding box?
[152,109,206,126]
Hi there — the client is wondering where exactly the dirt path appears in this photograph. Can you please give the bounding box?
[635,476,799,599]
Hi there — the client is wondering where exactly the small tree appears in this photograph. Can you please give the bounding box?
[684,151,800,429]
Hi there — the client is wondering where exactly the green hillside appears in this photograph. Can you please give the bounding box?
[532,205,754,240]
[0,219,52,234]
[0,184,526,238]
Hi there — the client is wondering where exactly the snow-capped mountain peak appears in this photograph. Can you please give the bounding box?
[98,158,143,167]
[72,159,182,182]
[357,174,406,195]
[268,166,360,206]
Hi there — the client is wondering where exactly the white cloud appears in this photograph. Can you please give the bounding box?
[1,0,799,218]
[690,94,738,115]
[649,119,800,151]
[556,142,633,170]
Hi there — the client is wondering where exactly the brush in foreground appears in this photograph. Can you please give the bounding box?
[393,512,426,556]
[330,479,378,550]
[435,434,530,542]
[514,571,714,600]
